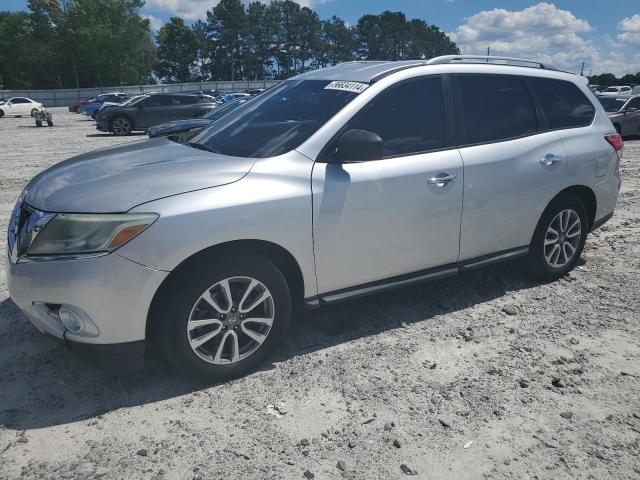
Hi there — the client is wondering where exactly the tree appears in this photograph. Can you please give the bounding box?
[0,12,32,89]
[317,16,357,68]
[155,17,198,83]
[206,0,246,81]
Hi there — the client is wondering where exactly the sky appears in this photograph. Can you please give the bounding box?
[4,0,640,76]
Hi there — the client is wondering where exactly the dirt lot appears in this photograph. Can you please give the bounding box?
[0,108,639,480]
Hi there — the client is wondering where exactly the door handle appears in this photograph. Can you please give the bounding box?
[540,153,562,166]
[428,173,457,187]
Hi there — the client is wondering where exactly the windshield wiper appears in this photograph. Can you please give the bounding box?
[185,142,221,154]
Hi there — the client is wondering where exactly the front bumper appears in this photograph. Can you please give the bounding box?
[7,252,168,346]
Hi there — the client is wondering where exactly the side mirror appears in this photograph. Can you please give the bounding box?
[333,129,383,163]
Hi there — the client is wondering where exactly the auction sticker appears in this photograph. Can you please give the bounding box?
[324,81,369,93]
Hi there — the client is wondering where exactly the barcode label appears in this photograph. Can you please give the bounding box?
[324,81,369,93]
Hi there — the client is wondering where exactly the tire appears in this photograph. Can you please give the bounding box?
[155,253,292,382]
[31,108,38,117]
[36,120,42,127]
[0,109,4,118]
[110,115,132,136]
[523,194,588,280]
[47,120,53,127]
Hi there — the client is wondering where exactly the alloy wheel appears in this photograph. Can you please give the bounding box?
[112,117,130,135]
[187,276,275,365]
[544,209,582,268]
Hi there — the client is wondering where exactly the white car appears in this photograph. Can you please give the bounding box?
[0,97,44,118]
[599,86,632,96]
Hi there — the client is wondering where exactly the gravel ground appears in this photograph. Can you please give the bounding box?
[0,108,639,480]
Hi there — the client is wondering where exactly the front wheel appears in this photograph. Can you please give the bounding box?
[31,108,38,117]
[156,253,292,381]
[110,116,132,136]
[523,194,588,279]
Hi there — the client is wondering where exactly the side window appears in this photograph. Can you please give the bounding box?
[13,98,28,104]
[627,98,640,110]
[528,78,595,129]
[457,75,537,145]
[344,76,446,157]
[176,96,198,105]
[144,96,173,107]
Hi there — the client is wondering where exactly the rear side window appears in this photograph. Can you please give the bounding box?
[528,78,595,129]
[457,75,537,145]
[345,76,446,157]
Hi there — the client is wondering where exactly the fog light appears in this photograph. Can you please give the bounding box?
[58,306,85,333]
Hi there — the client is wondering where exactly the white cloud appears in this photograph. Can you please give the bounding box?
[449,2,639,76]
[142,14,163,32]
[144,0,331,20]
[618,14,640,46]
[145,0,212,21]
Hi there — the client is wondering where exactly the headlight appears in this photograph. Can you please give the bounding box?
[27,213,157,256]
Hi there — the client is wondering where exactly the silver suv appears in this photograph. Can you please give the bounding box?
[7,56,622,380]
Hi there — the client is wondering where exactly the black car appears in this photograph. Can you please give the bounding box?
[95,93,217,136]
[147,98,251,138]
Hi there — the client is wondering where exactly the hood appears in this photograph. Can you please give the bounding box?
[24,137,255,213]
[149,119,212,134]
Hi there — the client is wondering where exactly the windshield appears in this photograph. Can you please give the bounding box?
[599,97,627,112]
[122,95,146,106]
[203,98,249,120]
[604,87,619,92]
[188,80,363,158]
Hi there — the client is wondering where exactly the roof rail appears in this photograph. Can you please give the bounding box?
[427,55,558,71]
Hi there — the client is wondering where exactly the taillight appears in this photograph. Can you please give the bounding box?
[605,133,624,152]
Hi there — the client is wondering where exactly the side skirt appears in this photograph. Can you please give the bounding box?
[304,246,529,308]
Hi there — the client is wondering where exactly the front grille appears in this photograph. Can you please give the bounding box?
[8,198,55,263]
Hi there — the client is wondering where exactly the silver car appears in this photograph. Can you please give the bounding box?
[7,56,622,380]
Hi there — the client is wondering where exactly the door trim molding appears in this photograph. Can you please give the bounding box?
[304,246,529,308]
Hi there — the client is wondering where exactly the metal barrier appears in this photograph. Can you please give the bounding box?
[0,80,282,107]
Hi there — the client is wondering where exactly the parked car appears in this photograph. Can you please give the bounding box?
[147,97,251,138]
[0,97,7,105]
[69,98,92,113]
[96,94,143,115]
[82,93,129,119]
[633,86,640,94]
[0,97,44,117]
[95,93,217,135]
[7,56,622,380]
[599,94,640,137]
[598,85,632,96]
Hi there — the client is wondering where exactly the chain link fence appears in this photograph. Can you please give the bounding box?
[0,80,282,107]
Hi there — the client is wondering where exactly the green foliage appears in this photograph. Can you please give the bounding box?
[0,0,155,89]
[156,17,198,83]
[588,72,640,86]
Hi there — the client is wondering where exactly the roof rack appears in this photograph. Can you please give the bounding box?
[427,55,558,71]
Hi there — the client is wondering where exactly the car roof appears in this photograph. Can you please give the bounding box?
[293,56,580,84]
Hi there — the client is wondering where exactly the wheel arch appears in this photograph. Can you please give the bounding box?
[145,239,305,342]
[545,185,597,231]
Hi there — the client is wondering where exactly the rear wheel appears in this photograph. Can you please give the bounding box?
[156,253,292,381]
[523,194,588,279]
[110,116,132,136]
[0,109,5,118]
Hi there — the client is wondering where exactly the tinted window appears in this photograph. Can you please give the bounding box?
[458,75,537,144]
[343,77,446,157]
[12,98,29,104]
[529,78,595,129]
[176,96,198,105]
[144,95,175,107]
[599,97,627,112]
[190,80,361,158]
[204,99,248,120]
[627,98,640,109]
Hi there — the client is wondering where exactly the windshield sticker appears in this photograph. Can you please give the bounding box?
[324,81,369,93]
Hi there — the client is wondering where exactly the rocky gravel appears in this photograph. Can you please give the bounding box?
[0,109,639,479]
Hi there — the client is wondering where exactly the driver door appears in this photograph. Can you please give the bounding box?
[622,97,640,136]
[311,76,464,296]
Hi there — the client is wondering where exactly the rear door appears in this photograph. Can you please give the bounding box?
[622,97,640,136]
[137,95,175,128]
[453,74,569,261]
[312,76,464,294]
